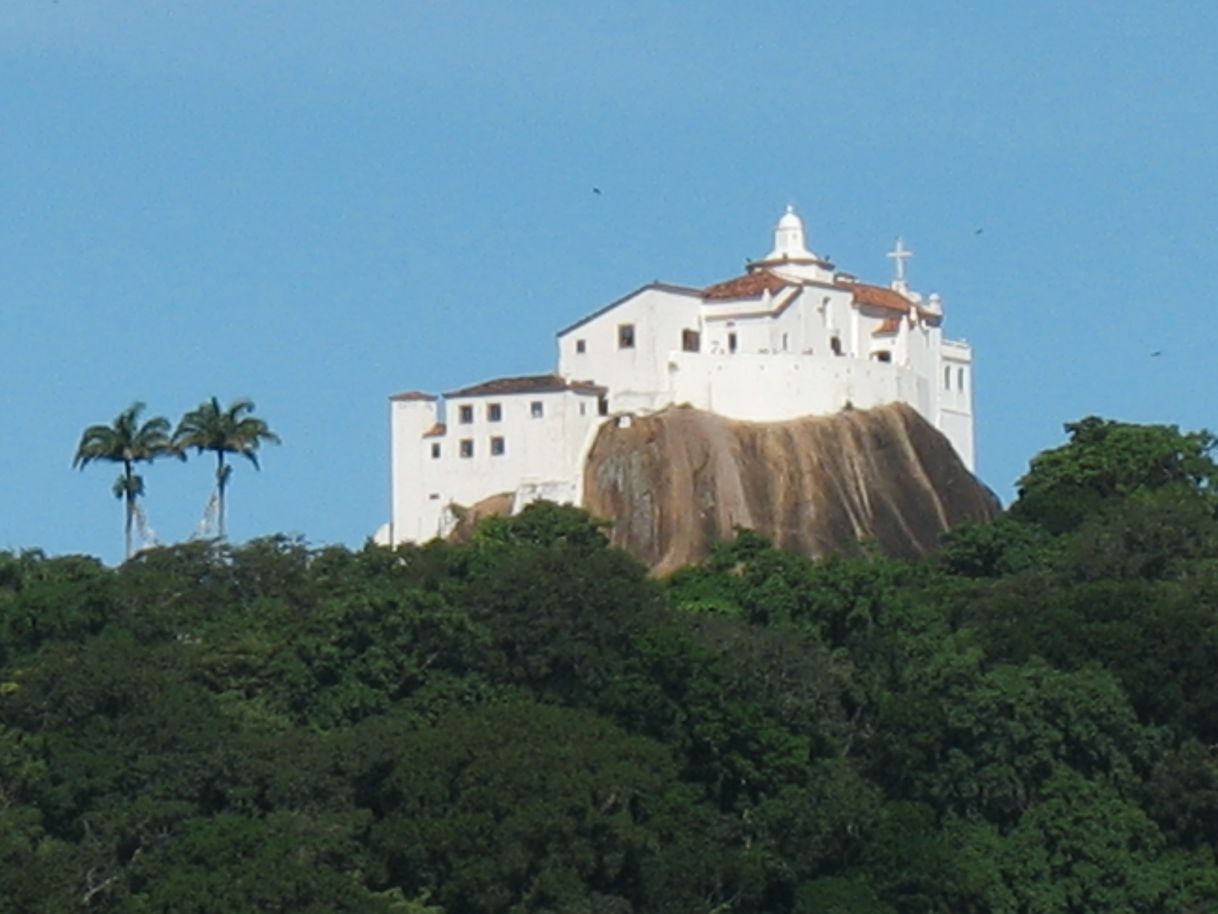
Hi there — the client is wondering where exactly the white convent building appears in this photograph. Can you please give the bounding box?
[384,207,974,544]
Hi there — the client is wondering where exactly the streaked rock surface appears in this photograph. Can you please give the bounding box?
[582,403,999,574]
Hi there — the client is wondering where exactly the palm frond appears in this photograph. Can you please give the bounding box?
[75,402,174,468]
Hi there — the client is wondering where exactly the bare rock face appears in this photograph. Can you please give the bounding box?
[447,492,516,542]
[583,403,1000,574]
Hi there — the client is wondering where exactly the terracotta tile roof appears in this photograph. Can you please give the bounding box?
[422,422,446,438]
[872,317,900,336]
[840,281,912,313]
[390,390,438,401]
[445,373,606,399]
[703,270,791,300]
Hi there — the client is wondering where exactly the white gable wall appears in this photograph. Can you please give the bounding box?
[558,286,702,413]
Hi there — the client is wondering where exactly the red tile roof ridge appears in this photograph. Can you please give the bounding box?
[839,280,913,313]
[390,390,438,401]
[702,270,791,300]
[445,373,607,399]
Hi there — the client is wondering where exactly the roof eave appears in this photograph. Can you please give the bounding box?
[556,282,702,337]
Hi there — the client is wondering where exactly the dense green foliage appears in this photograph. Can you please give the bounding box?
[7,416,1218,912]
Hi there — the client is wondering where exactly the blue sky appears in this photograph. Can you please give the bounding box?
[4,2,1217,563]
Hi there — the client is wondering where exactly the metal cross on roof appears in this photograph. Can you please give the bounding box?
[887,237,912,284]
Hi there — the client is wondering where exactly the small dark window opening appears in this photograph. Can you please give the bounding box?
[618,324,635,349]
[430,442,441,459]
[490,436,505,456]
[830,336,843,356]
[727,332,738,354]
[576,339,586,354]
[681,329,700,352]
[957,368,965,391]
[458,404,473,424]
[530,401,544,418]
[598,396,609,416]
[487,403,502,422]
[459,439,473,458]
[874,350,892,363]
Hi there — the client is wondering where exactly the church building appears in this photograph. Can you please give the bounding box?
[384,207,974,544]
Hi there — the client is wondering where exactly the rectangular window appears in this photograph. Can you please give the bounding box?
[681,329,700,352]
[430,442,441,459]
[618,323,635,349]
[830,336,842,356]
[875,350,892,363]
[530,400,544,418]
[728,332,738,354]
[598,396,609,416]
[459,439,473,458]
[579,402,586,416]
[576,339,586,353]
[458,404,473,424]
[957,368,965,391]
[490,436,505,456]
[487,403,502,422]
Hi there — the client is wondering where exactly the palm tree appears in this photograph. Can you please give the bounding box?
[73,402,175,560]
[174,397,280,539]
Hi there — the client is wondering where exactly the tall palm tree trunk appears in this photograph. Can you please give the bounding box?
[123,460,134,560]
[216,450,228,539]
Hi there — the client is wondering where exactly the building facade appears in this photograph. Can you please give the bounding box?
[385,207,974,544]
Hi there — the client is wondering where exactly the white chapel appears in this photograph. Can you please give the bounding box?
[384,207,974,545]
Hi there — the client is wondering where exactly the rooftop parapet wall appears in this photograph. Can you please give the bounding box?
[666,351,932,425]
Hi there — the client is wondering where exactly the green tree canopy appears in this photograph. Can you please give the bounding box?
[1012,416,1218,533]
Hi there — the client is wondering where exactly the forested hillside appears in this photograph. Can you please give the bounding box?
[4,417,1218,913]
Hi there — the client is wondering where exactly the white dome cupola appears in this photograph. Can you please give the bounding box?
[751,204,832,281]
[765,204,815,262]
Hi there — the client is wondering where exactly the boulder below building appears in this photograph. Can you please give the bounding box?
[582,403,1000,574]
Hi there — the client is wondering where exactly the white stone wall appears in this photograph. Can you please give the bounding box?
[390,389,602,543]
[558,286,702,413]
[390,398,442,543]
[937,338,974,468]
[667,352,926,422]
